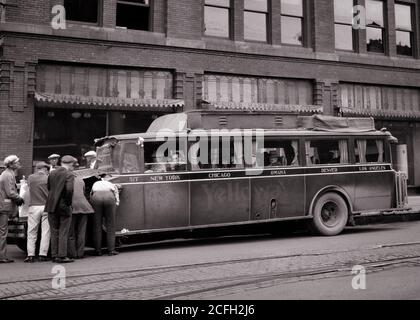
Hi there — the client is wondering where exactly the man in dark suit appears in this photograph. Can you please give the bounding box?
[45,155,77,263]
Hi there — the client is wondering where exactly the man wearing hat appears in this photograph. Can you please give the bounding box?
[84,151,97,169]
[0,155,24,263]
[44,155,77,263]
[25,161,50,263]
[48,154,60,172]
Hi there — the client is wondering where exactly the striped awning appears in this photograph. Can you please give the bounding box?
[202,100,323,114]
[34,92,184,111]
[340,107,420,120]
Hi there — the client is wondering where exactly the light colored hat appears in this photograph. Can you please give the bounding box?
[84,151,97,158]
[48,154,60,159]
[61,155,78,164]
[3,155,20,167]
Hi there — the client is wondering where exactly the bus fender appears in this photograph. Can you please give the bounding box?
[308,186,354,219]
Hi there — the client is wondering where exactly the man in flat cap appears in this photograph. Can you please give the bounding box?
[0,155,24,263]
[84,151,97,169]
[45,155,77,263]
[25,162,50,263]
[48,154,60,172]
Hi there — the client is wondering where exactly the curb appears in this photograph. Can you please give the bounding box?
[354,210,420,225]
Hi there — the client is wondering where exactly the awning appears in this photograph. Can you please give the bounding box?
[202,100,323,114]
[34,92,184,111]
[340,107,420,120]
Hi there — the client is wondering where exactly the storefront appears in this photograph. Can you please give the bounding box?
[33,64,183,167]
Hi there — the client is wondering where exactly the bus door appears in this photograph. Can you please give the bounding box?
[141,138,189,230]
[250,138,305,220]
[189,134,250,226]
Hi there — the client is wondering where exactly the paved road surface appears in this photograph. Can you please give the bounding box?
[1,221,420,299]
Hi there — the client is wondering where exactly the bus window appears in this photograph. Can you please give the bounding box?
[121,142,140,173]
[262,140,299,167]
[188,137,244,170]
[144,140,187,173]
[355,139,384,163]
[305,140,349,165]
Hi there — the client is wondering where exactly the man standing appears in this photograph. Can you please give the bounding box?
[48,154,60,172]
[44,155,76,263]
[24,162,50,263]
[84,151,97,169]
[91,172,120,256]
[0,155,24,263]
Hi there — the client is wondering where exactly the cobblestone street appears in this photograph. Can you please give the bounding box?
[1,220,420,300]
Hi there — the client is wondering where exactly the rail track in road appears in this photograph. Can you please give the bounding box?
[1,241,420,300]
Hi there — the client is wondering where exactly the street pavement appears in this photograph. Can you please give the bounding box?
[1,219,420,300]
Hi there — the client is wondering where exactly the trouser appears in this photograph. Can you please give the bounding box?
[48,211,72,259]
[27,206,50,257]
[91,191,116,252]
[0,213,8,260]
[68,214,88,258]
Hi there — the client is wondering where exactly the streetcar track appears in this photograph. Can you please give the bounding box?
[3,240,420,287]
[3,252,420,300]
[33,255,420,300]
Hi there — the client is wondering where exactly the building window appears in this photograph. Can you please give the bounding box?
[64,0,99,23]
[203,74,313,105]
[334,0,355,51]
[116,0,150,31]
[395,3,414,56]
[204,0,231,38]
[244,0,268,42]
[281,0,304,45]
[366,0,385,53]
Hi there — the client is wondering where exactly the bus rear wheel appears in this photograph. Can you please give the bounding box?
[310,192,348,236]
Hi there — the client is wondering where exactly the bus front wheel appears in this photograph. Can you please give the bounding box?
[310,192,348,236]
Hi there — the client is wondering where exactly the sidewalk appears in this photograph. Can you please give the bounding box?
[354,196,420,225]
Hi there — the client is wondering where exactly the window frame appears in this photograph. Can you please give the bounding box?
[280,0,305,47]
[395,2,415,57]
[366,0,386,54]
[116,0,152,32]
[64,0,102,26]
[333,0,356,52]
[203,0,232,39]
[244,0,270,43]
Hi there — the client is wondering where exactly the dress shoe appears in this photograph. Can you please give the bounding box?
[92,251,103,256]
[38,256,51,262]
[56,257,74,263]
[0,258,14,263]
[108,250,119,256]
[24,256,35,263]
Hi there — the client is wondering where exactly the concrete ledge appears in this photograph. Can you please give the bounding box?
[354,210,420,225]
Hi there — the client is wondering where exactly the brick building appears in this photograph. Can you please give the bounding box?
[0,0,419,190]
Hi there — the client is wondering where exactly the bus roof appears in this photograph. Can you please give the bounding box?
[95,111,396,144]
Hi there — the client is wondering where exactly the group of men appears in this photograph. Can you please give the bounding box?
[0,151,120,264]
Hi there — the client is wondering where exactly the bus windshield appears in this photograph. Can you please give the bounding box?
[96,140,119,173]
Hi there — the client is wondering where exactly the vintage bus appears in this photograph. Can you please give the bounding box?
[8,111,408,250]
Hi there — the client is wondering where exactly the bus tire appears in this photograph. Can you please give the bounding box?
[310,192,348,236]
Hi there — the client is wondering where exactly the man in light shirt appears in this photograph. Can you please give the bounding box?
[90,172,119,256]
[84,151,97,169]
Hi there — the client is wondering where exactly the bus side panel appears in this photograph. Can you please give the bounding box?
[116,184,145,231]
[144,182,189,229]
[353,171,394,211]
[251,177,305,219]
[190,179,250,225]
[305,174,356,214]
